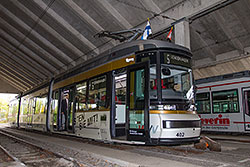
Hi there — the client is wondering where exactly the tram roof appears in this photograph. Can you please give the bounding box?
[109,40,192,56]
[195,70,250,85]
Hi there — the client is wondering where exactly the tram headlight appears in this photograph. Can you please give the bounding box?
[165,121,171,128]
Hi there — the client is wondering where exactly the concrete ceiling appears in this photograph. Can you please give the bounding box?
[0,0,250,93]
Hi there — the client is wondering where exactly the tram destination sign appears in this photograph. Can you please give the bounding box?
[162,53,191,68]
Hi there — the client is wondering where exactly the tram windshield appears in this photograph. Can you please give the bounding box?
[161,65,192,101]
[137,51,193,103]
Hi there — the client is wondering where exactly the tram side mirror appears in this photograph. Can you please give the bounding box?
[162,68,171,76]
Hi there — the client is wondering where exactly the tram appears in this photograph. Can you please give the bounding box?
[15,40,201,144]
[8,99,19,125]
[196,71,250,133]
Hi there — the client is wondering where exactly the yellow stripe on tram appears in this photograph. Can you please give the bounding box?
[150,110,195,114]
[76,109,110,113]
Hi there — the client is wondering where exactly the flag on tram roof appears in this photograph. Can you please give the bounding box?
[141,18,152,40]
[167,26,173,42]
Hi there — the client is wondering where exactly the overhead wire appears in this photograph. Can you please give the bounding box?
[113,0,180,25]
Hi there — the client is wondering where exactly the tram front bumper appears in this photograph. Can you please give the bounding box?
[150,136,200,145]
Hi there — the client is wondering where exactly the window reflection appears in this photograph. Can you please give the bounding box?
[115,74,126,104]
[88,75,107,110]
[149,65,157,99]
[76,82,87,111]
[212,90,239,113]
[161,65,192,100]
[196,93,211,114]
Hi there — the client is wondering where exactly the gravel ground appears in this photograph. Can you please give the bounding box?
[1,129,123,167]
[0,147,13,163]
[0,133,78,167]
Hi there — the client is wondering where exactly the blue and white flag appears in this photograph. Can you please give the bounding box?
[141,19,152,40]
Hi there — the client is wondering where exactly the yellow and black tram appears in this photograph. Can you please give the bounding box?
[15,40,201,145]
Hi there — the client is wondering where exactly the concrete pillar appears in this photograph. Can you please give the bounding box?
[174,20,190,49]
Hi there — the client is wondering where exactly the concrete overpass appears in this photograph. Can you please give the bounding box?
[0,0,250,94]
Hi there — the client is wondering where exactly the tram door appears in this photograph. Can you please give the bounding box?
[28,98,35,127]
[242,88,250,131]
[52,91,59,130]
[114,71,127,139]
[60,86,75,133]
[126,62,150,142]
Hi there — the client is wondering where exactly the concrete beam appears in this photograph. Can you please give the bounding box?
[0,43,47,81]
[0,38,50,79]
[190,26,216,61]
[0,71,29,91]
[0,57,37,85]
[0,29,59,75]
[0,17,67,71]
[0,65,32,88]
[140,0,162,14]
[213,10,244,52]
[62,0,116,46]
[33,0,99,55]
[11,0,83,62]
[0,4,75,68]
[193,56,250,80]
[193,46,250,69]
[148,0,230,34]
[63,0,103,33]
[0,53,41,84]
[0,78,20,94]
[230,1,250,34]
[96,0,133,29]
[0,75,25,92]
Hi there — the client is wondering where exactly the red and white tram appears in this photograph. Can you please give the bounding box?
[196,71,250,133]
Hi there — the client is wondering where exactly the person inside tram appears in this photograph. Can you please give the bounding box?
[61,93,69,130]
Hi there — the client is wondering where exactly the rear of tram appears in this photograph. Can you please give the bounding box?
[126,48,201,144]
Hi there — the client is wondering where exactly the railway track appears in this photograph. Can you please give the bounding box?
[0,145,16,165]
[0,130,79,167]
[0,128,124,167]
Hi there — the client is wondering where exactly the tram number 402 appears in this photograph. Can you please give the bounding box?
[176,132,185,137]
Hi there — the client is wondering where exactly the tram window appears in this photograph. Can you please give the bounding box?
[76,82,88,111]
[136,52,156,64]
[52,91,59,126]
[196,93,211,114]
[182,73,191,93]
[88,75,107,110]
[115,74,126,104]
[35,95,47,114]
[161,65,192,100]
[21,98,28,115]
[150,65,157,99]
[129,69,145,109]
[28,98,36,114]
[212,89,239,113]
[244,91,250,116]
